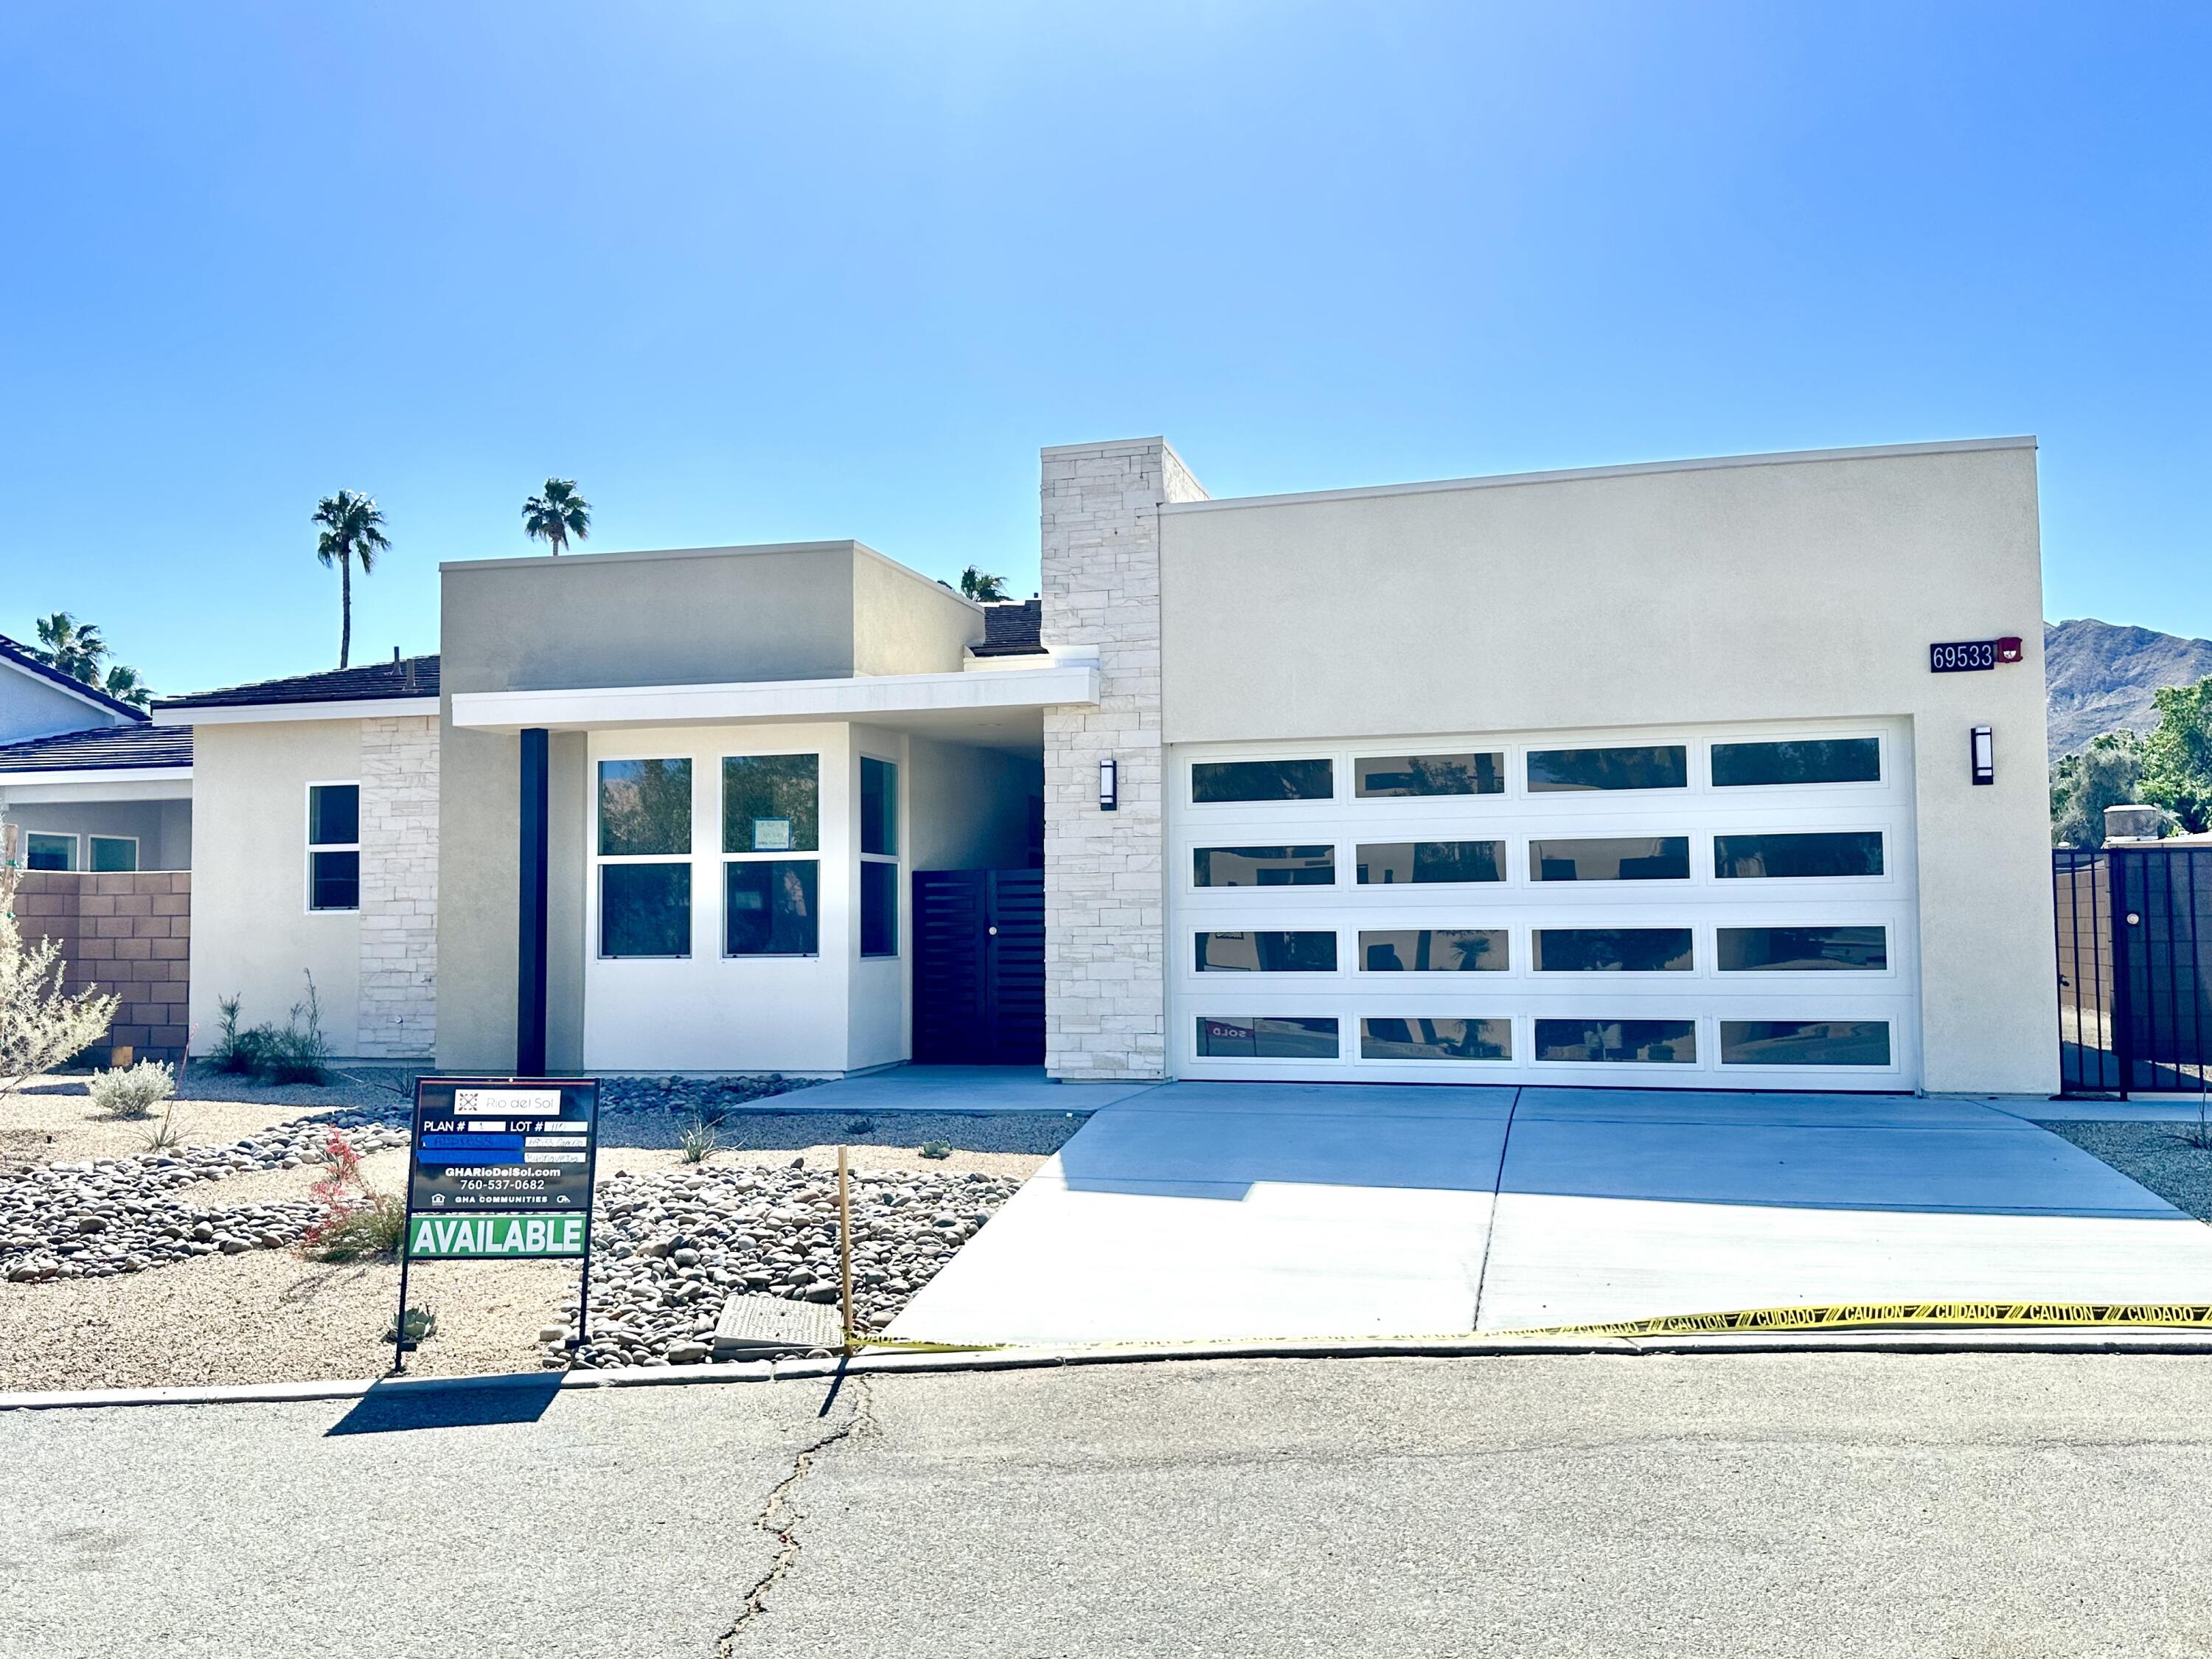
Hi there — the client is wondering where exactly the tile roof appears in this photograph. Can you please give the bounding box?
[970,598,1046,658]
[0,722,192,775]
[154,653,440,712]
[0,632,153,724]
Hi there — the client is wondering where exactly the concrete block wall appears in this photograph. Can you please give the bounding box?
[357,714,439,1059]
[13,870,192,1064]
[1039,437,1207,1079]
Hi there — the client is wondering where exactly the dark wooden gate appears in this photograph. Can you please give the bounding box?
[2055,844,2212,1093]
[913,869,1046,1065]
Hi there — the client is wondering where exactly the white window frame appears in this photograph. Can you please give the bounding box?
[721,750,823,959]
[593,757,694,961]
[87,835,140,874]
[304,780,361,915]
[24,831,80,872]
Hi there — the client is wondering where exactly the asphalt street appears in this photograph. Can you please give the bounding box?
[9,1353,2212,1657]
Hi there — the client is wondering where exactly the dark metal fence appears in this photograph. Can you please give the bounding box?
[2055,844,2212,1094]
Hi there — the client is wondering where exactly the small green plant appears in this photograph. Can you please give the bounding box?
[209,994,256,1074]
[919,1140,952,1161]
[845,1117,876,1135]
[678,1113,718,1164]
[209,982,331,1085]
[88,1059,176,1119]
[300,1130,404,1260]
[386,1306,437,1344]
[142,1098,187,1151]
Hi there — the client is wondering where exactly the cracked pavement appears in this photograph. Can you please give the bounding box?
[12,1354,2212,1656]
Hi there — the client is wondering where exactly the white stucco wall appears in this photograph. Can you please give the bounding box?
[1152,439,2054,1095]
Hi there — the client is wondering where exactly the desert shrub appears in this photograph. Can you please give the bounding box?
[678,1114,718,1164]
[300,1129,404,1261]
[919,1140,951,1161]
[386,1307,438,1344]
[88,1059,176,1119]
[212,976,332,1086]
[0,858,120,1094]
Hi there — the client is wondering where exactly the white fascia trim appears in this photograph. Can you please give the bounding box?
[451,663,1101,734]
[1160,436,2040,516]
[0,771,192,803]
[150,697,438,726]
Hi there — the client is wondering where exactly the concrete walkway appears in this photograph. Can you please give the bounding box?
[890,1083,2212,1345]
[766,1065,1164,1115]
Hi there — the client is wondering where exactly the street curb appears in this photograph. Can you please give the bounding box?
[6,1329,2212,1411]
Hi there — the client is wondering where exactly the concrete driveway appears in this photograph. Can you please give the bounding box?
[890,1084,2212,1345]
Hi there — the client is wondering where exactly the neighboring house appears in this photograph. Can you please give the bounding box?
[100,434,2048,1097]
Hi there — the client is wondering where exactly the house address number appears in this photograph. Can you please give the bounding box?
[1930,637,2023,673]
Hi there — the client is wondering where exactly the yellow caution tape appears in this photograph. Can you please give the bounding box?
[838,1302,2212,1356]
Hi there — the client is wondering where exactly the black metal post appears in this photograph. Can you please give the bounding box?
[517,728,551,1078]
[389,1239,414,1376]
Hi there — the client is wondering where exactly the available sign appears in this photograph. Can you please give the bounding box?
[407,1212,587,1259]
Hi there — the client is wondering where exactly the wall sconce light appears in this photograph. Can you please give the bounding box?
[1971,726,1994,786]
[1099,756,1118,812]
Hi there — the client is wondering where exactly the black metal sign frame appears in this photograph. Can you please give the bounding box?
[390,1075,599,1376]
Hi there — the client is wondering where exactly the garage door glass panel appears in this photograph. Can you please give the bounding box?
[1193,846,1335,887]
[1192,759,1333,802]
[1711,738,1881,787]
[1361,1018,1513,1061]
[1354,754,1504,797]
[1720,1020,1891,1065]
[1196,1017,1340,1058]
[1534,928,1694,972]
[1358,929,1508,971]
[1718,926,1887,971]
[1356,841,1506,884]
[1195,931,1338,972]
[1530,838,1691,881]
[1535,1019,1697,1062]
[1714,832,1884,879]
[1527,746,1688,792]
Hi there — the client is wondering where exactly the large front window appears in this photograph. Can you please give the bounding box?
[598,759,692,957]
[723,754,820,956]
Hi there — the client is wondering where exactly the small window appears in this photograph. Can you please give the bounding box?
[1718,926,1888,972]
[307,783,361,912]
[724,755,819,852]
[860,859,899,957]
[1711,738,1881,788]
[598,760,691,856]
[1354,754,1503,798]
[1721,1020,1891,1066]
[1361,1018,1512,1062]
[1534,928,1694,973]
[1527,746,1688,792]
[88,836,139,874]
[1530,838,1690,882]
[1358,930,1508,972]
[24,832,77,871]
[1195,1016,1340,1058]
[1714,832,1884,880]
[1355,842,1506,885]
[1534,1018,1697,1063]
[1192,759,1333,803]
[1194,931,1338,972]
[601,863,692,958]
[725,860,819,956]
[1192,846,1335,888]
[860,758,898,857]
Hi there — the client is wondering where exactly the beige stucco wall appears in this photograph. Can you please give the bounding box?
[852,549,986,678]
[1155,439,2054,1095]
[907,736,1040,872]
[187,720,364,1055]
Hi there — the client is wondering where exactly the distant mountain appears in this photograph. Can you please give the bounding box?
[2045,618,2212,759]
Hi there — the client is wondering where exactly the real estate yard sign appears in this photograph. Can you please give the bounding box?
[390,1077,599,1373]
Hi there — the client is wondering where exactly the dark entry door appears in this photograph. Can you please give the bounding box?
[913,869,1046,1064]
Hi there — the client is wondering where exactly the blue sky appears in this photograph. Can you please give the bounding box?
[1,2,2205,697]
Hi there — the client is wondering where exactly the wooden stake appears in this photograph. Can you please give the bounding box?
[837,1144,855,1353]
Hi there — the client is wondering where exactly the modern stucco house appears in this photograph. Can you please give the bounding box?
[7,434,2057,1095]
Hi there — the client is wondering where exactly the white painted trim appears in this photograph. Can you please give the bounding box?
[451,664,1101,734]
[0,768,191,794]
[150,698,437,726]
[1159,436,2039,517]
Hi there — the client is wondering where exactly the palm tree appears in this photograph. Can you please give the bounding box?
[313,490,389,669]
[523,479,591,556]
[31,613,106,681]
[959,566,1010,602]
[100,664,153,710]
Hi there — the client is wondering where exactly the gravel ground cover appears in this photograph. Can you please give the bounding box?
[2036,1118,2212,1223]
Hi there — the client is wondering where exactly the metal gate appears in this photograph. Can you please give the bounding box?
[911,869,1046,1065]
[2054,845,2212,1093]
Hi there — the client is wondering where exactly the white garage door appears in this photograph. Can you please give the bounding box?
[1167,720,1919,1091]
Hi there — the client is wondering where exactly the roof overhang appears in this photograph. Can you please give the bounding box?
[450,663,1099,738]
[0,769,192,802]
[151,696,439,726]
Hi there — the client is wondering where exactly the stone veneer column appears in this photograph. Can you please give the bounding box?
[358,714,439,1059]
[1040,437,1207,1079]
